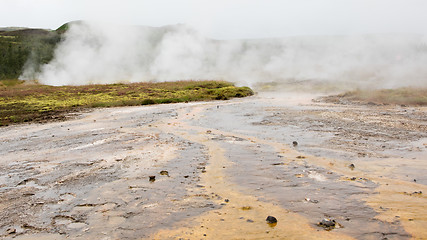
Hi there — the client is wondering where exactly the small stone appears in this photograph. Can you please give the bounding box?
[241,206,252,210]
[224,199,229,203]
[293,141,298,147]
[348,164,355,170]
[318,218,336,227]
[246,219,254,223]
[266,216,277,224]
[160,170,169,176]
[149,176,156,182]
[7,228,16,234]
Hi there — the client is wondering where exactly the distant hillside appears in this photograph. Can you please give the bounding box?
[0,28,53,37]
[0,27,28,32]
[0,26,62,80]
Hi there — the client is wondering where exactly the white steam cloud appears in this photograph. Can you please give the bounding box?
[23,21,427,89]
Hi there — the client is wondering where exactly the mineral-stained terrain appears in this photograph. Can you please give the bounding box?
[1,92,426,239]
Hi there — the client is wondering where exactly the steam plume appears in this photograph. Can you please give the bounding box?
[23,21,427,89]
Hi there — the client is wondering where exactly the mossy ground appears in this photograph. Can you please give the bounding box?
[0,80,253,126]
[322,87,427,106]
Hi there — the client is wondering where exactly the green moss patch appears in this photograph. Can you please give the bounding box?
[0,80,253,126]
[321,87,427,106]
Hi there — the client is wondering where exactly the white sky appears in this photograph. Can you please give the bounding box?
[1,0,426,39]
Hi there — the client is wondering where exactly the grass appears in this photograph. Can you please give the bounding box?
[0,80,253,126]
[323,87,427,106]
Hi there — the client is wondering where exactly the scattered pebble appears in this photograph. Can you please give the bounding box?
[6,228,16,234]
[266,216,277,224]
[246,219,254,223]
[271,162,284,166]
[348,164,355,170]
[404,191,422,196]
[160,170,169,176]
[241,206,252,210]
[317,218,342,230]
[319,218,335,227]
[304,198,319,203]
[149,176,156,182]
[293,141,298,147]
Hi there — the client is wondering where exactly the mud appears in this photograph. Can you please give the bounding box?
[0,92,426,239]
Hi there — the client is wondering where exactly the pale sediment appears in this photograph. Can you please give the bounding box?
[0,93,426,239]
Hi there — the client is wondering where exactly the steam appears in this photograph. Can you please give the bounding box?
[23,21,427,89]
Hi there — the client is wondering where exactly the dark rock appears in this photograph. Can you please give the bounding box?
[266,216,277,224]
[321,219,336,227]
[272,163,284,166]
[317,218,341,230]
[224,199,229,203]
[149,176,156,182]
[6,228,16,234]
[293,141,298,147]
[247,219,254,223]
[348,164,355,170]
[160,170,169,176]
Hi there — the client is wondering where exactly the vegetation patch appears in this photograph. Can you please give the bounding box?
[320,88,427,106]
[0,80,253,126]
[0,28,61,80]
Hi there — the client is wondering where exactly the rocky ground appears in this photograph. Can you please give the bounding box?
[0,92,426,239]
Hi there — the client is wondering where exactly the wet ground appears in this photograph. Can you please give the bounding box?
[0,92,426,239]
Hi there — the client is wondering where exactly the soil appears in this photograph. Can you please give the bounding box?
[0,92,426,239]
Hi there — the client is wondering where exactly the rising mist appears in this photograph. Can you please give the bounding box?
[21,21,427,90]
